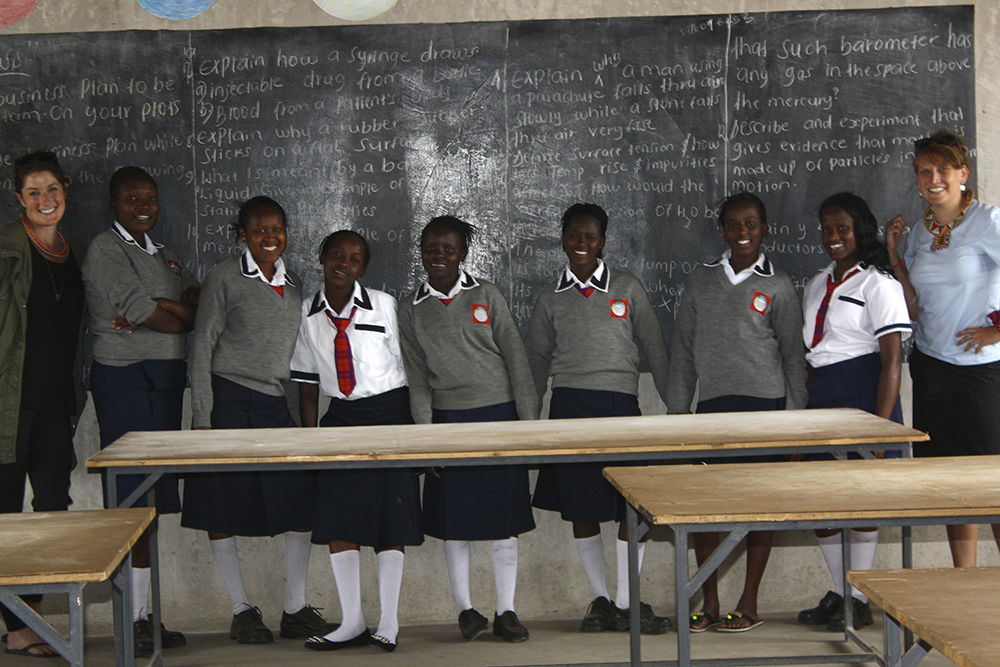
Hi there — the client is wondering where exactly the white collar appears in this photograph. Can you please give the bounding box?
[112,221,161,256]
[240,250,293,287]
[308,282,373,318]
[707,250,774,282]
[555,259,609,293]
[413,270,479,304]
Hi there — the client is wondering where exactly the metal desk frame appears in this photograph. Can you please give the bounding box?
[621,501,998,667]
[92,410,919,667]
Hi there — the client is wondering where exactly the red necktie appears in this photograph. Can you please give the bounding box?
[811,268,860,347]
[576,284,594,298]
[326,307,356,396]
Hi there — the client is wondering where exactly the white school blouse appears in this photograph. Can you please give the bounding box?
[802,262,911,368]
[290,282,407,400]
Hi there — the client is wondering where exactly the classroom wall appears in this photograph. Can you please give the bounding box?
[6,0,998,637]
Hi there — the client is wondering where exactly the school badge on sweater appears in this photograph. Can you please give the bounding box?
[472,304,490,324]
[609,299,628,318]
[750,291,770,315]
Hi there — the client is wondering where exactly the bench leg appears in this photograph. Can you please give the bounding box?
[111,550,135,667]
[0,584,84,666]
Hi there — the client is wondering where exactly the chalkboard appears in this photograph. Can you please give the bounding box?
[0,6,975,337]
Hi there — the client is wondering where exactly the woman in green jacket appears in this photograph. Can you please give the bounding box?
[0,151,87,658]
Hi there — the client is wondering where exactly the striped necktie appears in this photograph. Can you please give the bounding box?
[811,268,860,347]
[326,307,357,396]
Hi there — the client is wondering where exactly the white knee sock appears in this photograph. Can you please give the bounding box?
[375,550,405,644]
[575,534,609,600]
[614,539,646,610]
[816,532,844,597]
[324,550,366,641]
[131,567,151,622]
[444,540,473,615]
[209,536,251,614]
[492,538,518,615]
[284,531,313,615]
[850,530,879,603]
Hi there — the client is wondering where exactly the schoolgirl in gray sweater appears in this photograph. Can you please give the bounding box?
[398,216,537,644]
[82,166,198,653]
[184,197,330,645]
[525,203,671,635]
[668,192,807,634]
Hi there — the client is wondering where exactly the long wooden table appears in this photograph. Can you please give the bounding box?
[848,567,1000,667]
[86,408,926,666]
[0,508,155,667]
[605,456,1000,667]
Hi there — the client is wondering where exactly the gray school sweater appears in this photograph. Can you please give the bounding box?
[190,256,302,428]
[397,276,538,424]
[82,227,199,366]
[524,267,670,408]
[667,257,808,413]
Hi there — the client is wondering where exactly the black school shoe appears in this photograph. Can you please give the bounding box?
[229,606,274,644]
[280,606,339,638]
[827,597,874,632]
[798,590,843,625]
[133,617,187,657]
[493,611,529,643]
[611,602,672,634]
[458,608,489,641]
[580,596,615,632]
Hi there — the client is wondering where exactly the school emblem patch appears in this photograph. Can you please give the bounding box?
[472,304,490,324]
[165,259,182,277]
[750,291,770,315]
[609,299,628,318]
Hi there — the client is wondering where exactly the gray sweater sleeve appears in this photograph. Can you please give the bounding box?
[629,279,670,409]
[771,277,809,410]
[666,271,699,414]
[490,290,539,421]
[523,291,555,409]
[189,266,227,429]
[82,235,158,326]
[397,296,434,425]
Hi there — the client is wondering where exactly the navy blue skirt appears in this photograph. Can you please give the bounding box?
[696,394,786,464]
[90,359,184,514]
[808,352,903,459]
[532,387,640,523]
[423,402,535,541]
[311,387,423,550]
[181,375,315,536]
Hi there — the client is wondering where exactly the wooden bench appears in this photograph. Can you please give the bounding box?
[605,456,1000,667]
[0,508,156,667]
[849,567,1000,667]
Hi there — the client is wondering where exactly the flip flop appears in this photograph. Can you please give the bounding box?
[689,611,722,633]
[4,642,60,658]
[716,610,763,633]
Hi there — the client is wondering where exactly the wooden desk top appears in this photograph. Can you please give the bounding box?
[0,508,155,585]
[86,408,925,468]
[848,567,1000,667]
[604,455,1000,525]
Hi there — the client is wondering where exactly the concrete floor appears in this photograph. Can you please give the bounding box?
[14,613,954,667]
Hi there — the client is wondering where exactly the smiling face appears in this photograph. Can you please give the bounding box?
[110,176,159,244]
[721,201,768,270]
[239,209,287,269]
[819,206,859,271]
[322,234,367,295]
[421,226,467,293]
[561,215,606,281]
[17,170,66,230]
[915,156,969,212]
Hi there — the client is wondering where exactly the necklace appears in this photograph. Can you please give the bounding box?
[923,196,974,251]
[42,255,67,301]
[22,212,69,258]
